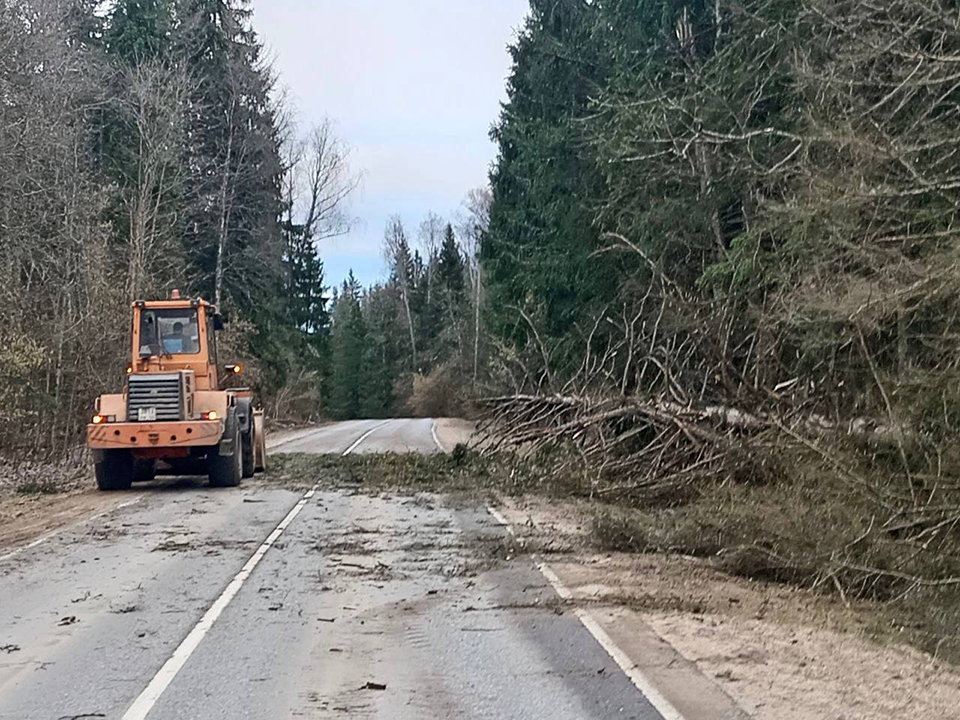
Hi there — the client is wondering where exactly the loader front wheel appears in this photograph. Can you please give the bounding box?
[208,423,242,488]
[95,450,134,492]
[133,459,157,483]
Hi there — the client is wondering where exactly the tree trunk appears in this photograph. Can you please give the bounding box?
[215,104,237,308]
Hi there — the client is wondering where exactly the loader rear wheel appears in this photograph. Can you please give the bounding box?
[95,450,134,492]
[208,423,242,488]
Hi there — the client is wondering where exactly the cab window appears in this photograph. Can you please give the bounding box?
[140,309,200,356]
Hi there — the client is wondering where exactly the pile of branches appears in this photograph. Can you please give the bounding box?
[480,391,960,642]
[478,393,778,501]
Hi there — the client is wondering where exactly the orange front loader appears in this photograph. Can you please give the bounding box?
[86,291,267,491]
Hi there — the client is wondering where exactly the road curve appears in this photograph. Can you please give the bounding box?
[0,419,665,720]
[272,418,443,455]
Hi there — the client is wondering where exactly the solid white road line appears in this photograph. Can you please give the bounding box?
[486,505,687,720]
[121,419,384,720]
[430,419,446,453]
[0,496,144,563]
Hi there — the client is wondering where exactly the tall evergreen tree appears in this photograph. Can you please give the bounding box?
[104,0,171,62]
[284,225,330,346]
[175,0,284,311]
[327,272,366,419]
[358,284,401,417]
[483,0,617,371]
[436,224,465,306]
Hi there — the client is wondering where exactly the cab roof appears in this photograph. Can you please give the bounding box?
[133,299,215,311]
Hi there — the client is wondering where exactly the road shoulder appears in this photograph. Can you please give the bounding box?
[494,494,960,720]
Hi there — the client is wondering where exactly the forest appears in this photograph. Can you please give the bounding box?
[8,0,960,648]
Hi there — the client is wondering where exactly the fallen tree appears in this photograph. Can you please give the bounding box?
[478,390,960,660]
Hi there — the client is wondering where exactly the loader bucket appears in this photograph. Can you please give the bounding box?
[254,409,267,472]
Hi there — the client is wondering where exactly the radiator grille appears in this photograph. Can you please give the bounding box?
[127,374,183,422]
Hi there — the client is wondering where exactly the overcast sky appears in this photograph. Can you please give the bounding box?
[250,1,529,288]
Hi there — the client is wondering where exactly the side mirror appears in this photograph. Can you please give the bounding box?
[225,364,243,375]
[213,314,225,331]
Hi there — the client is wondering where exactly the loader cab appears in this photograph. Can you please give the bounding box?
[131,293,224,391]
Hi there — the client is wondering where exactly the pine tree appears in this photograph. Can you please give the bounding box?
[284,224,330,347]
[436,224,465,306]
[327,272,366,419]
[105,0,171,62]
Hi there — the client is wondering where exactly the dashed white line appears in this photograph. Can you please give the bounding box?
[121,420,386,720]
[343,420,392,455]
[486,505,687,720]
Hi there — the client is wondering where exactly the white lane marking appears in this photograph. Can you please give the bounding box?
[121,418,381,719]
[430,420,446,453]
[122,488,318,720]
[0,496,144,563]
[486,506,515,536]
[486,506,687,720]
[342,420,392,456]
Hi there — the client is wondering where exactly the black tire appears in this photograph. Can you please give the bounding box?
[208,423,242,488]
[241,427,255,479]
[95,450,134,492]
[132,459,157,483]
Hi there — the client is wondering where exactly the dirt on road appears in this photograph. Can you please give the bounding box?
[0,425,320,556]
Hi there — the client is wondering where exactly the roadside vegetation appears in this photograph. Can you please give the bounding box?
[0,0,358,478]
[469,1,960,664]
[324,206,488,421]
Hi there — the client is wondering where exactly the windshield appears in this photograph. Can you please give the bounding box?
[139,309,200,356]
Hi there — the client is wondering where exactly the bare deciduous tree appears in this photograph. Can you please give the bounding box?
[457,187,492,386]
[383,216,418,370]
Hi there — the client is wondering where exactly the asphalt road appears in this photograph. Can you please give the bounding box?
[0,419,666,720]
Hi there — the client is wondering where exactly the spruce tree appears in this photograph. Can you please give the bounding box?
[327,272,366,419]
[104,0,171,62]
[174,0,284,311]
[284,224,330,347]
[436,224,465,306]
[484,0,617,370]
